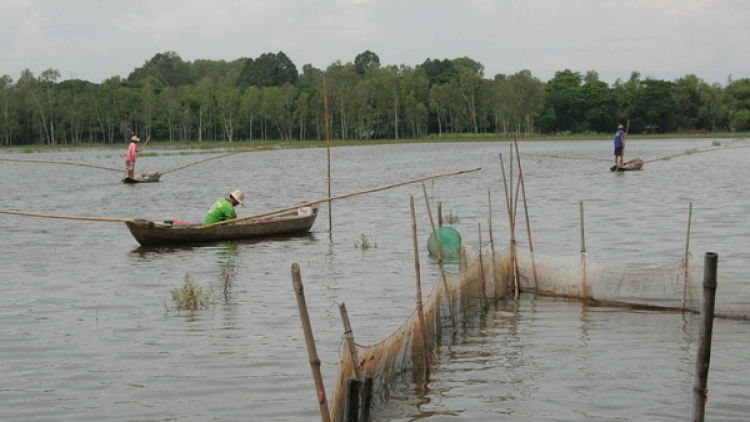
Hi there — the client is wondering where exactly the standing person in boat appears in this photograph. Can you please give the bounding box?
[125,134,144,179]
[613,124,626,168]
[204,190,245,225]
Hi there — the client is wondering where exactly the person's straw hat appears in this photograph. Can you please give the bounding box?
[131,135,140,142]
[229,189,245,206]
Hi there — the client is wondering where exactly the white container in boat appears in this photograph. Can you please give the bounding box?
[297,207,312,216]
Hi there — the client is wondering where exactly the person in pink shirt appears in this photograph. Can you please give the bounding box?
[125,135,143,179]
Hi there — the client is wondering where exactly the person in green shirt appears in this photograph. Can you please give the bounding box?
[204,189,245,225]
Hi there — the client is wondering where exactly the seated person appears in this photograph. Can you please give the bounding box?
[204,189,244,225]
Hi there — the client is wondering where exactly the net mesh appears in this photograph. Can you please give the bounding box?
[327,245,750,421]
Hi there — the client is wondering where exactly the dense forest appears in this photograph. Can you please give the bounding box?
[1,50,749,146]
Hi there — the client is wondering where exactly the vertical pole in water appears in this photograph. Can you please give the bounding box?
[422,183,457,335]
[477,223,488,310]
[487,189,501,300]
[682,202,693,310]
[692,252,717,422]
[323,75,332,233]
[514,140,537,293]
[410,196,431,376]
[438,202,443,227]
[339,303,363,381]
[499,153,518,296]
[580,201,587,298]
[291,263,331,422]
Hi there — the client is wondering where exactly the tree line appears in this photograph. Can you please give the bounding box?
[1,50,749,146]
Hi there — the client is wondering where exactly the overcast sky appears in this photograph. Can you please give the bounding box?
[2,0,748,86]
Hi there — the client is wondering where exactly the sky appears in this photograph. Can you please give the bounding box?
[2,0,749,86]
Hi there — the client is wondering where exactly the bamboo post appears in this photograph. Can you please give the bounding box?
[437,202,443,227]
[339,303,363,382]
[201,168,481,228]
[580,201,587,298]
[410,196,430,375]
[421,183,457,335]
[291,263,331,422]
[487,189,501,299]
[498,153,518,296]
[692,252,718,422]
[358,377,374,422]
[324,75,332,233]
[477,223,488,310]
[514,140,538,293]
[343,378,361,422]
[682,202,693,310]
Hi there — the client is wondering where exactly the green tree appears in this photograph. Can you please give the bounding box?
[354,50,380,75]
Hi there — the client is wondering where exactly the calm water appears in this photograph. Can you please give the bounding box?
[1,139,748,421]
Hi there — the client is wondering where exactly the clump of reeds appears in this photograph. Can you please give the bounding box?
[171,273,215,310]
[354,233,377,251]
[442,210,460,225]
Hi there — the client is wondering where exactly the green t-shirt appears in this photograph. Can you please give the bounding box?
[204,197,236,225]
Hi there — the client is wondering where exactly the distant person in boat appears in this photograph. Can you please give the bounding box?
[125,135,143,179]
[204,190,245,225]
[614,124,627,168]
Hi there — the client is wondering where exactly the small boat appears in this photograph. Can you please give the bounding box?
[610,158,644,172]
[125,205,319,246]
[122,171,161,184]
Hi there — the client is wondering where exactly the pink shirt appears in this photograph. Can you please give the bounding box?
[126,142,137,162]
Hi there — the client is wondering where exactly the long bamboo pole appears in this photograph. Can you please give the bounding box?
[409,196,430,376]
[477,223,488,310]
[202,168,481,228]
[324,75,332,232]
[421,183,457,335]
[514,140,537,293]
[0,209,132,223]
[487,189,501,299]
[682,201,693,310]
[580,201,588,298]
[291,263,331,422]
[498,153,518,296]
[0,158,122,173]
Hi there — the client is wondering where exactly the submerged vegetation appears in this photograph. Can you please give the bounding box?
[354,233,377,251]
[171,273,215,311]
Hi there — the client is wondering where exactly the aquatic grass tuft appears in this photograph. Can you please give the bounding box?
[354,233,377,251]
[171,273,215,311]
[442,210,460,225]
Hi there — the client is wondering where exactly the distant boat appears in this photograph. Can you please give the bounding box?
[125,205,319,246]
[610,158,644,172]
[121,171,161,183]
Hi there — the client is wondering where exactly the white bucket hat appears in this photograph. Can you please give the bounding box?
[229,189,245,206]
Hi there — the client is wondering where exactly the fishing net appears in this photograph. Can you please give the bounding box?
[327,245,750,420]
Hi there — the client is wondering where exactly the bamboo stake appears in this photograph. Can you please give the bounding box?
[291,263,331,422]
[138,135,152,152]
[338,303,363,382]
[514,140,538,293]
[410,196,430,376]
[487,189,501,299]
[202,168,481,228]
[692,252,718,422]
[477,223,488,310]
[0,209,133,223]
[682,202,693,310]
[324,75,333,233]
[421,183,457,335]
[580,201,588,298]
[498,153,518,296]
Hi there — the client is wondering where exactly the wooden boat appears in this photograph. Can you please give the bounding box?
[610,158,644,172]
[125,205,319,246]
[121,171,161,184]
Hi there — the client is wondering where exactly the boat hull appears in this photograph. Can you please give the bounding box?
[122,171,161,183]
[610,158,644,172]
[125,206,319,246]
